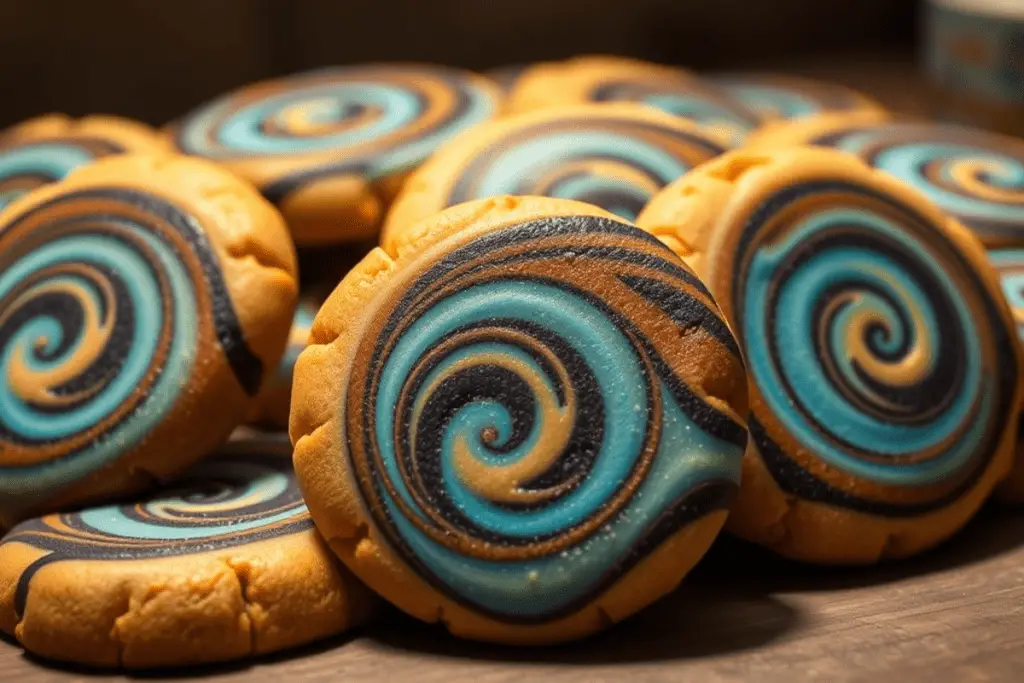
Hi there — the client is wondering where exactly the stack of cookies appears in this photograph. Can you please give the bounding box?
[0,55,1021,668]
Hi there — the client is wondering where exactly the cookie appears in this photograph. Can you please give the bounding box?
[711,73,885,121]
[381,103,730,246]
[0,154,298,527]
[0,114,166,212]
[506,56,764,146]
[250,299,318,428]
[0,436,375,668]
[637,147,1022,563]
[171,64,502,246]
[751,117,1024,500]
[291,195,749,644]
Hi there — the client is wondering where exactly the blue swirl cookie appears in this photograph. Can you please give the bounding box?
[751,116,1024,500]
[638,146,1022,562]
[291,196,748,643]
[0,154,298,527]
[711,73,885,121]
[0,115,166,213]
[382,103,729,246]
[171,64,502,246]
[0,436,374,668]
[507,56,764,147]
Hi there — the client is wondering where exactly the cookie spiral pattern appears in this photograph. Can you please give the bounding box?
[0,188,263,502]
[714,76,875,120]
[446,116,728,220]
[345,215,747,623]
[175,65,498,204]
[0,139,124,211]
[812,123,1024,246]
[588,78,761,145]
[727,180,1019,515]
[2,445,310,615]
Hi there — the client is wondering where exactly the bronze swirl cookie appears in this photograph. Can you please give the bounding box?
[637,147,1022,563]
[0,154,298,527]
[250,298,318,428]
[291,196,749,644]
[0,436,375,668]
[506,56,763,146]
[381,104,729,246]
[711,73,885,121]
[0,114,166,213]
[171,64,502,246]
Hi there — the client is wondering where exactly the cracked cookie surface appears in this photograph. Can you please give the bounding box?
[637,146,1023,563]
[0,154,298,526]
[0,435,374,668]
[291,196,749,644]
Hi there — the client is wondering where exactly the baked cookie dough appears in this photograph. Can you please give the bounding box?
[0,114,166,212]
[712,73,885,121]
[0,154,298,527]
[250,299,318,428]
[172,64,502,246]
[0,436,374,668]
[506,56,764,146]
[291,196,749,644]
[751,117,1024,500]
[637,146,1022,563]
[381,103,729,246]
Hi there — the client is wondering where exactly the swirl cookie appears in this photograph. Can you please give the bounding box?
[637,147,1022,563]
[291,196,749,644]
[506,56,763,146]
[711,74,885,121]
[751,118,1024,499]
[0,437,375,668]
[381,103,729,246]
[0,114,166,213]
[250,299,318,428]
[0,154,298,528]
[172,64,502,246]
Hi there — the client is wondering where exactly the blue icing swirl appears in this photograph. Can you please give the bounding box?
[814,123,1024,245]
[0,188,263,507]
[174,66,499,201]
[447,117,726,221]
[731,180,1019,514]
[345,215,747,622]
[0,141,117,211]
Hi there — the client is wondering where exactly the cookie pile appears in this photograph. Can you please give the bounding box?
[0,56,1021,667]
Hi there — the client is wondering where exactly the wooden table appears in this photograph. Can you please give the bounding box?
[5,56,1023,682]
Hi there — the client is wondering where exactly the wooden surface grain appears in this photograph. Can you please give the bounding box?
[4,57,1022,682]
[3,505,1023,683]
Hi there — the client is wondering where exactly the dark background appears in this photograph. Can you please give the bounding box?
[0,0,918,128]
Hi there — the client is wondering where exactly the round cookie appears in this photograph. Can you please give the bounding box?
[291,195,749,644]
[751,117,1024,500]
[250,298,318,428]
[506,56,764,146]
[381,103,730,246]
[171,64,502,246]
[0,154,298,528]
[0,114,166,212]
[0,436,375,668]
[711,73,886,121]
[636,146,1023,563]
